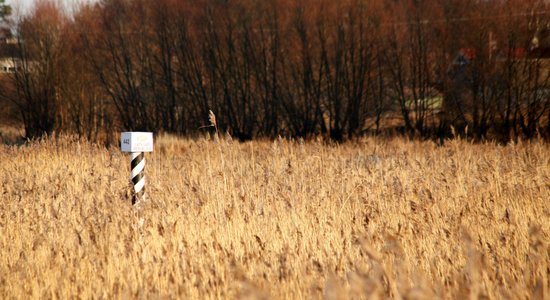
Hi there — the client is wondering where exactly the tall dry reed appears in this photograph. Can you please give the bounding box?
[0,135,549,299]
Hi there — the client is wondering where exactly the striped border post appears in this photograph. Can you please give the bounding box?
[131,152,146,204]
[121,132,153,206]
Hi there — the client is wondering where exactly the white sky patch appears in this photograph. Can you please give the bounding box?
[5,0,99,18]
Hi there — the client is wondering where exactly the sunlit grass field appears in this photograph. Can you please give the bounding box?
[1,135,549,299]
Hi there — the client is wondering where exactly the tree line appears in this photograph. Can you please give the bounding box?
[1,0,550,143]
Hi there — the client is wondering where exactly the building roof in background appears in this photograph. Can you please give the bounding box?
[0,26,17,58]
[0,42,17,57]
[0,27,10,39]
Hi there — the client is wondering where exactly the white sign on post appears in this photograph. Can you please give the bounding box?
[121,132,154,152]
[121,131,153,206]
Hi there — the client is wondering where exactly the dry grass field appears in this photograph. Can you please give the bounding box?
[0,134,549,299]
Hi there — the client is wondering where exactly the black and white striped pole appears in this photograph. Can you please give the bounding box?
[121,132,153,205]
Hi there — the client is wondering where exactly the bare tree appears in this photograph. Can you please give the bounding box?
[2,2,67,139]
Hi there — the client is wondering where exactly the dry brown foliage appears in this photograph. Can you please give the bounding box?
[1,135,549,299]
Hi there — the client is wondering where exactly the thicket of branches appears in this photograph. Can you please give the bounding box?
[1,0,550,142]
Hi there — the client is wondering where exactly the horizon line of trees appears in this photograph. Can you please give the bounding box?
[1,0,550,143]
